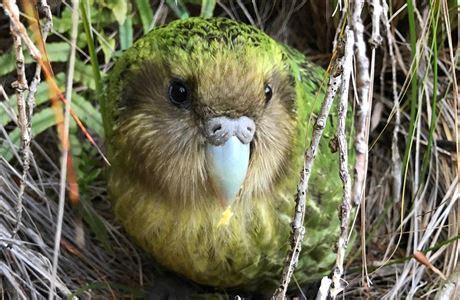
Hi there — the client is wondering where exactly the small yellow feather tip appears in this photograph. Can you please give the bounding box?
[216,206,234,228]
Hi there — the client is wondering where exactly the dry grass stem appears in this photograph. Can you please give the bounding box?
[4,0,31,238]
[48,0,80,298]
[350,0,372,207]
[2,0,42,59]
[369,0,383,47]
[381,0,402,205]
[273,33,352,300]
[349,0,377,290]
[329,27,354,298]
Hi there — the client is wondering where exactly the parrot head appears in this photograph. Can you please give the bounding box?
[108,18,298,208]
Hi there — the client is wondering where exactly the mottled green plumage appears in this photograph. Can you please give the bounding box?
[104,17,342,294]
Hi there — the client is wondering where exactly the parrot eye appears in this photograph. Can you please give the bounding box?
[264,83,273,103]
[169,79,190,108]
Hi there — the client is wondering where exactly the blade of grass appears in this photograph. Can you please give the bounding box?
[389,1,421,266]
[200,0,216,18]
[135,0,154,33]
[48,0,80,297]
[165,0,190,19]
[421,0,441,179]
[79,197,112,253]
[119,16,133,50]
[402,0,418,186]
[79,0,103,116]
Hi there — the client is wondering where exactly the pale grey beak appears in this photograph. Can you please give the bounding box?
[205,116,256,206]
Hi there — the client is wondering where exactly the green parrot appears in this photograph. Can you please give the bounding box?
[104,17,342,296]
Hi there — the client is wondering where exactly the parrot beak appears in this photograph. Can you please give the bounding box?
[206,136,250,205]
[205,116,256,206]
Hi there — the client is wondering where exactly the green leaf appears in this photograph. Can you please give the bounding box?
[135,0,154,33]
[34,73,65,106]
[0,102,14,127]
[0,73,65,127]
[119,16,133,50]
[45,42,71,62]
[74,60,97,91]
[0,107,57,161]
[52,9,73,33]
[0,43,69,77]
[77,31,89,49]
[97,34,116,64]
[200,0,216,18]
[71,93,103,137]
[69,120,83,157]
[79,197,113,254]
[106,0,128,25]
[0,50,16,76]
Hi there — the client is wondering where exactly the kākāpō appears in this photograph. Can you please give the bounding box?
[103,17,344,296]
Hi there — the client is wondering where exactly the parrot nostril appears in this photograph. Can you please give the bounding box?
[212,125,222,134]
[206,116,255,145]
[237,118,256,144]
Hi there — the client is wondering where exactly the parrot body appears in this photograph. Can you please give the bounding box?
[104,17,342,294]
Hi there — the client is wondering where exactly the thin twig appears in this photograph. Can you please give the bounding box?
[350,0,383,289]
[4,0,31,238]
[17,0,53,237]
[272,36,350,300]
[2,0,41,60]
[350,0,374,204]
[329,27,354,298]
[4,0,53,239]
[48,0,79,298]
[316,277,332,300]
[26,0,53,122]
[369,0,383,48]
